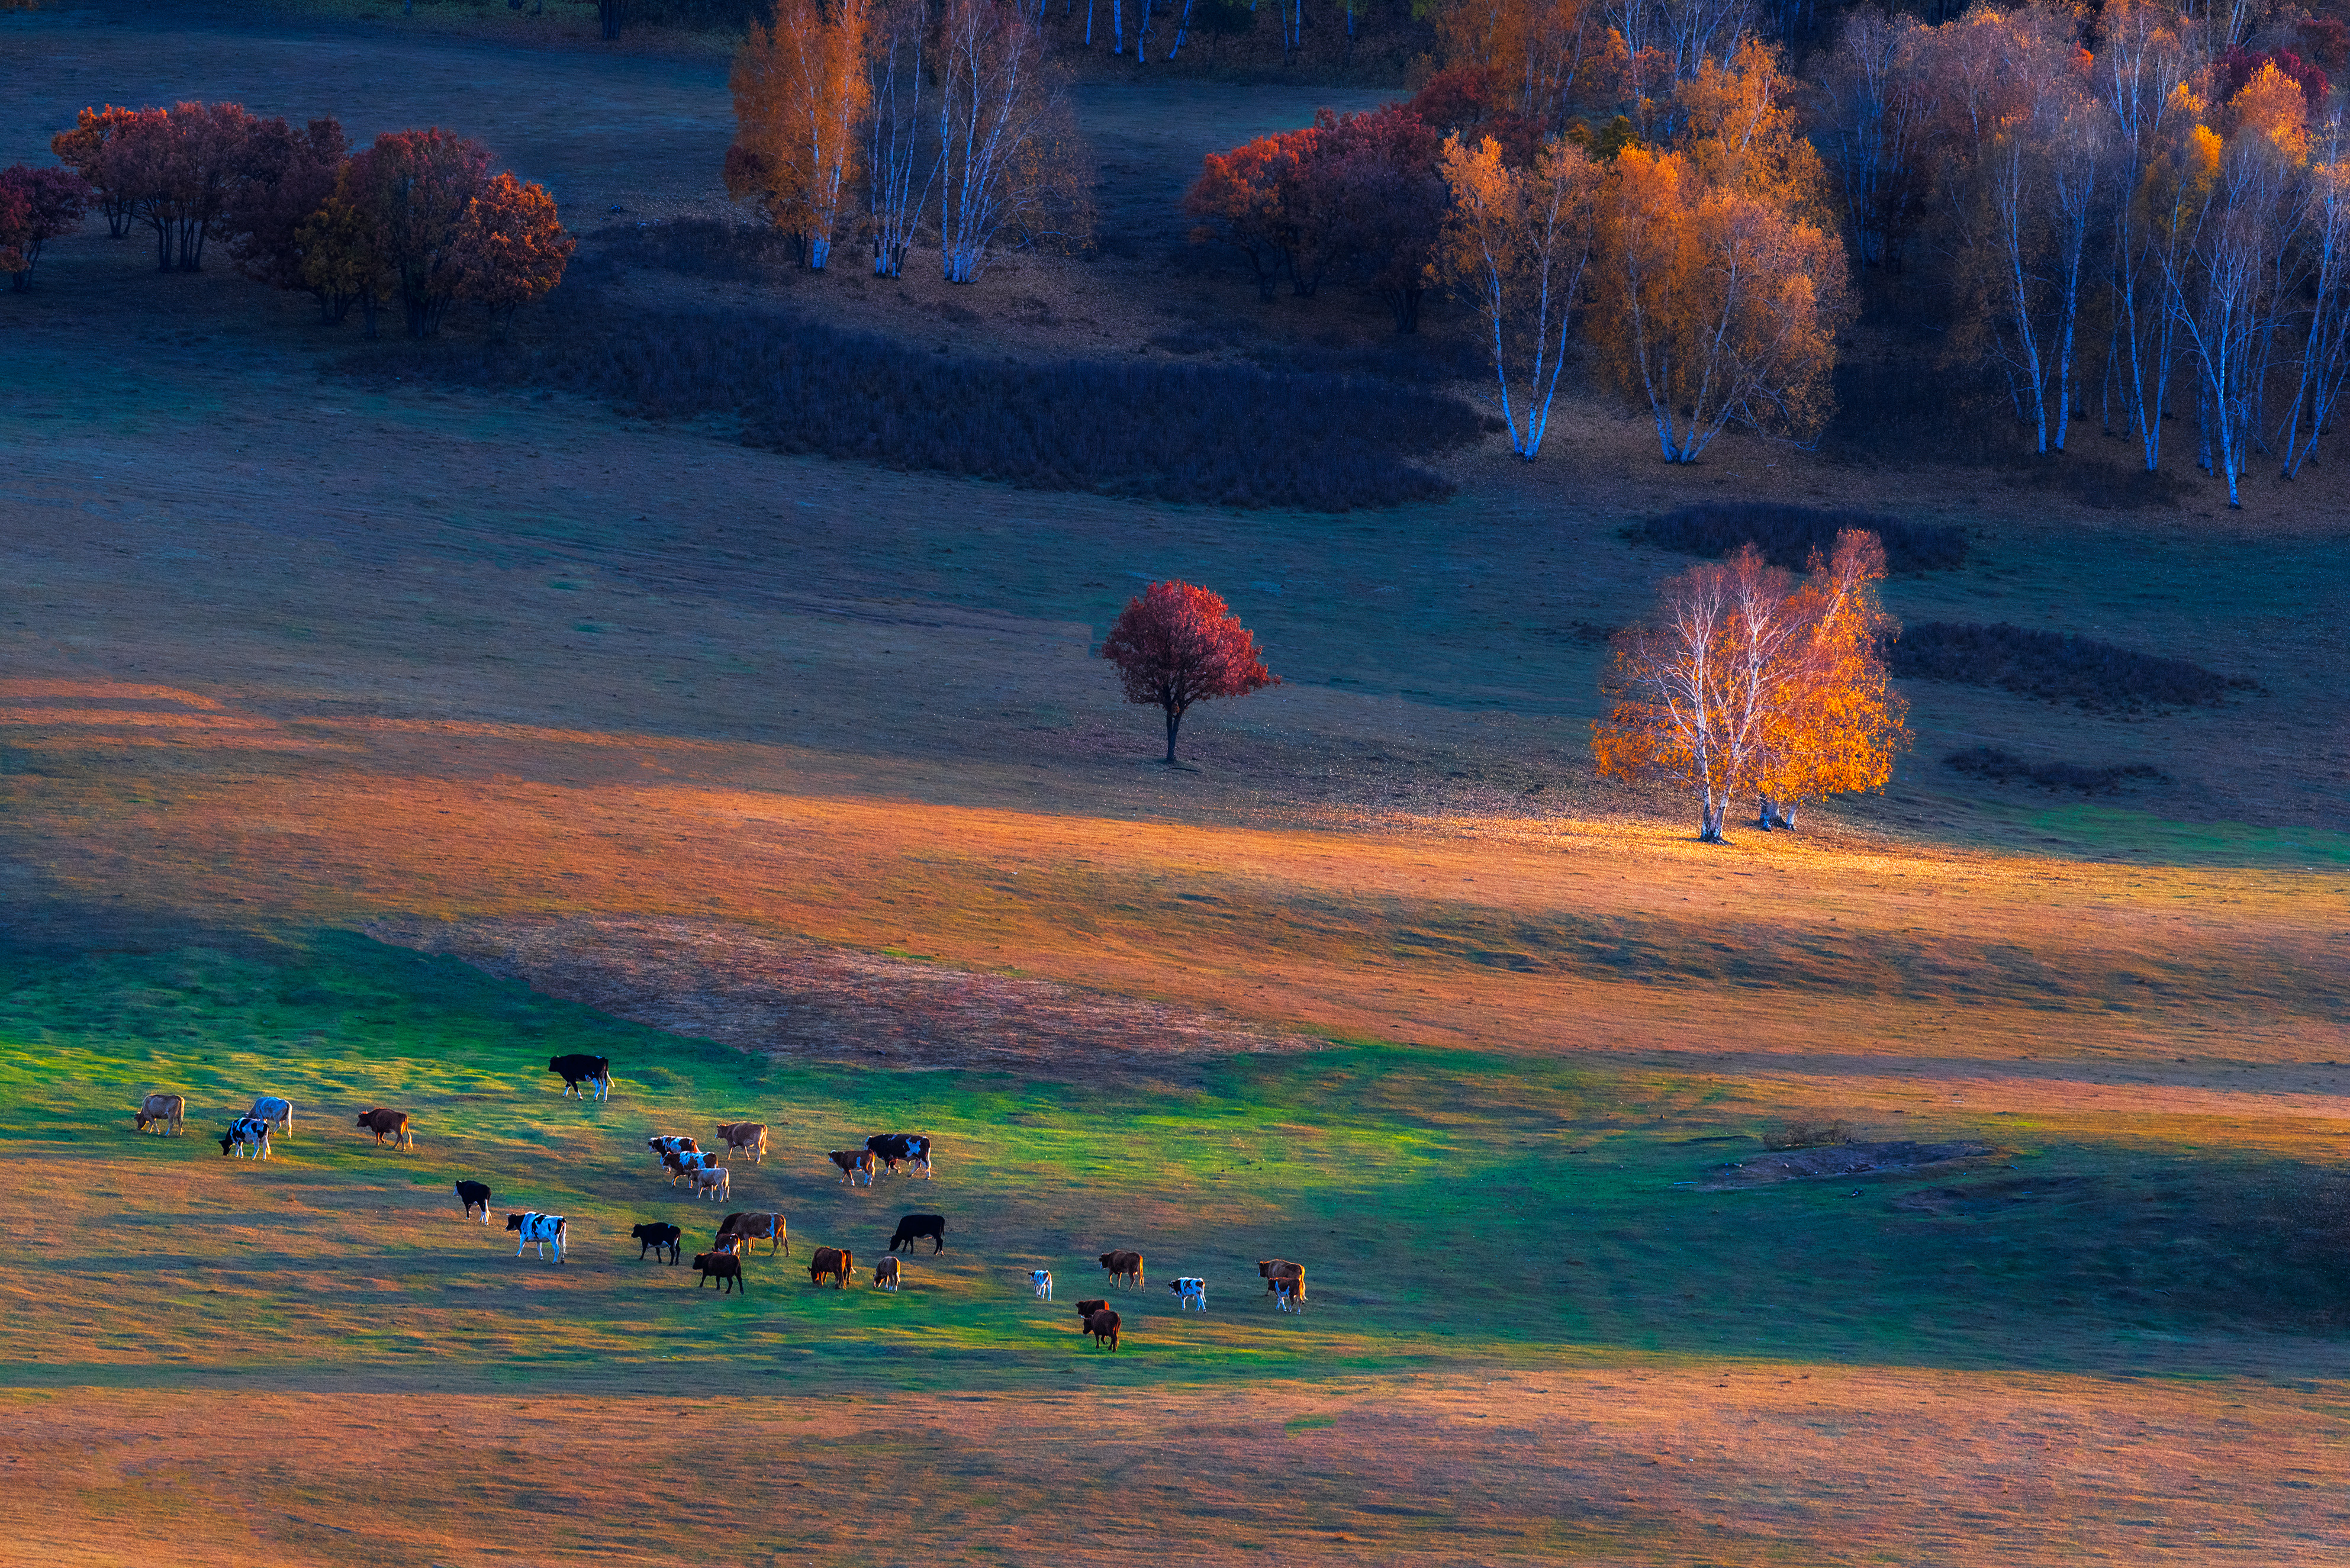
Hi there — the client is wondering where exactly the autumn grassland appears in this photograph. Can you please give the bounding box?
[5,4,2350,1564]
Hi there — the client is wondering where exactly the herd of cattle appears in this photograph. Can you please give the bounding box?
[131,1055,1310,1350]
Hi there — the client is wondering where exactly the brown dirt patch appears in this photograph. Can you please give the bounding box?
[368,913,1321,1074]
[1700,1140,1995,1189]
[1892,1176,2093,1215]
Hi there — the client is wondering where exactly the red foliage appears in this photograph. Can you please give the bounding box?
[1300,104,1447,331]
[2213,46,2330,108]
[1403,66,1543,166]
[1099,581,1278,764]
[0,164,91,290]
[342,128,492,339]
[451,170,575,337]
[226,117,349,310]
[2295,18,2349,74]
[1185,127,1322,300]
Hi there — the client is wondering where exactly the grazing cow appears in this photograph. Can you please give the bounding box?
[632,1222,683,1264]
[688,1165,731,1202]
[135,1093,185,1136]
[355,1109,413,1151]
[1273,1279,1304,1313]
[828,1149,875,1187]
[247,1096,295,1136]
[808,1247,853,1288]
[887,1214,947,1255]
[873,1256,901,1292]
[1086,1309,1122,1350]
[1030,1270,1053,1300]
[1256,1259,1306,1303]
[717,1212,786,1257]
[1074,1299,1108,1325]
[1170,1277,1208,1312]
[664,1150,718,1186]
[218,1116,272,1160]
[864,1133,934,1178]
[647,1135,700,1159]
[548,1054,611,1101]
[694,1251,745,1293]
[717,1123,768,1164]
[505,1212,566,1263]
[456,1180,493,1224]
[1099,1250,1144,1289]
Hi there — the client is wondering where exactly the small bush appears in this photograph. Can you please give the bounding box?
[1945,747,2166,794]
[1762,1119,1850,1151]
[1892,622,2252,713]
[1638,503,1968,574]
[347,298,1476,511]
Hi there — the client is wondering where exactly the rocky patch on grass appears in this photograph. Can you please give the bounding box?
[1699,1140,1995,1190]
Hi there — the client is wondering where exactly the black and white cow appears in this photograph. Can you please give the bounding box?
[218,1116,272,1160]
[456,1180,493,1224]
[648,1135,700,1161]
[548,1054,611,1101]
[506,1212,567,1263]
[865,1133,934,1177]
[1170,1277,1208,1312]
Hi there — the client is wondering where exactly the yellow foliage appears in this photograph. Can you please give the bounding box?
[729,0,874,267]
[1674,38,1830,225]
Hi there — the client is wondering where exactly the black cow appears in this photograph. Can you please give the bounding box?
[456,1180,492,1224]
[548,1054,611,1101]
[887,1213,947,1255]
[632,1221,683,1264]
[694,1251,745,1293]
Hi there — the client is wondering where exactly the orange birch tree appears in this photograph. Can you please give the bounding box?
[730,0,874,271]
[1752,530,1907,830]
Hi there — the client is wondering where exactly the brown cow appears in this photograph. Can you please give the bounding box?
[1099,1250,1144,1289]
[1257,1259,1306,1302]
[873,1255,901,1292]
[809,1246,854,1288]
[717,1122,768,1164]
[135,1093,185,1136]
[1073,1299,1109,1326]
[828,1149,875,1186]
[694,1251,746,1294]
[1086,1309,1121,1350]
[355,1109,413,1151]
[716,1212,787,1257]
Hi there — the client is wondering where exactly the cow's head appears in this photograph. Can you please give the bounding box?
[218,1131,236,1155]
[504,1213,527,1232]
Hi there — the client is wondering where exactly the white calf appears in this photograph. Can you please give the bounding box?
[247,1096,294,1135]
[690,1166,730,1202]
[1031,1270,1053,1300]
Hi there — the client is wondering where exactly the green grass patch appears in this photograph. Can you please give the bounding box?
[0,933,2341,1393]
[1990,803,2350,867]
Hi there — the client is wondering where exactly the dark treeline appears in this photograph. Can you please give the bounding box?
[1890,622,2254,712]
[1638,501,1968,573]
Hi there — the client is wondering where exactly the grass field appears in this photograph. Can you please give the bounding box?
[5,3,2350,1562]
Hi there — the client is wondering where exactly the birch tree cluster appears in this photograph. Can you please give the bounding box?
[1815,0,2350,506]
[727,0,1093,283]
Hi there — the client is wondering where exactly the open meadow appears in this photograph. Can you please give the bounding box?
[5,2,2350,1563]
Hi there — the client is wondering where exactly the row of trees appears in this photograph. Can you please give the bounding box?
[40,103,574,339]
[1595,529,1905,842]
[1813,2,2350,501]
[0,164,89,291]
[1189,40,1847,461]
[727,0,1092,281]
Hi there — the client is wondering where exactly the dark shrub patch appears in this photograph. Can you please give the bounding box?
[345,302,1476,511]
[1945,747,2168,794]
[1893,623,2252,713]
[575,220,801,283]
[1637,503,1968,573]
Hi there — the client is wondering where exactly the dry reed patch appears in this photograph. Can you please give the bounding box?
[368,913,1321,1076]
[11,1370,2350,1566]
[1699,1140,1995,1190]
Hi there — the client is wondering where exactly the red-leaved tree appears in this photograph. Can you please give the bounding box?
[0,165,91,291]
[450,170,575,339]
[1100,581,1279,764]
[343,128,491,339]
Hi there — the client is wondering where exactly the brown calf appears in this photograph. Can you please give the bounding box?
[694,1251,746,1294]
[873,1256,901,1292]
[1086,1309,1121,1350]
[827,1149,875,1186]
[809,1246,853,1288]
[135,1093,185,1136]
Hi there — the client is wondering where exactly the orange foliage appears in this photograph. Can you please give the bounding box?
[1675,38,1829,225]
[452,171,575,337]
[1593,534,1905,842]
[1434,0,1611,130]
[729,0,874,271]
[1588,145,1850,462]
